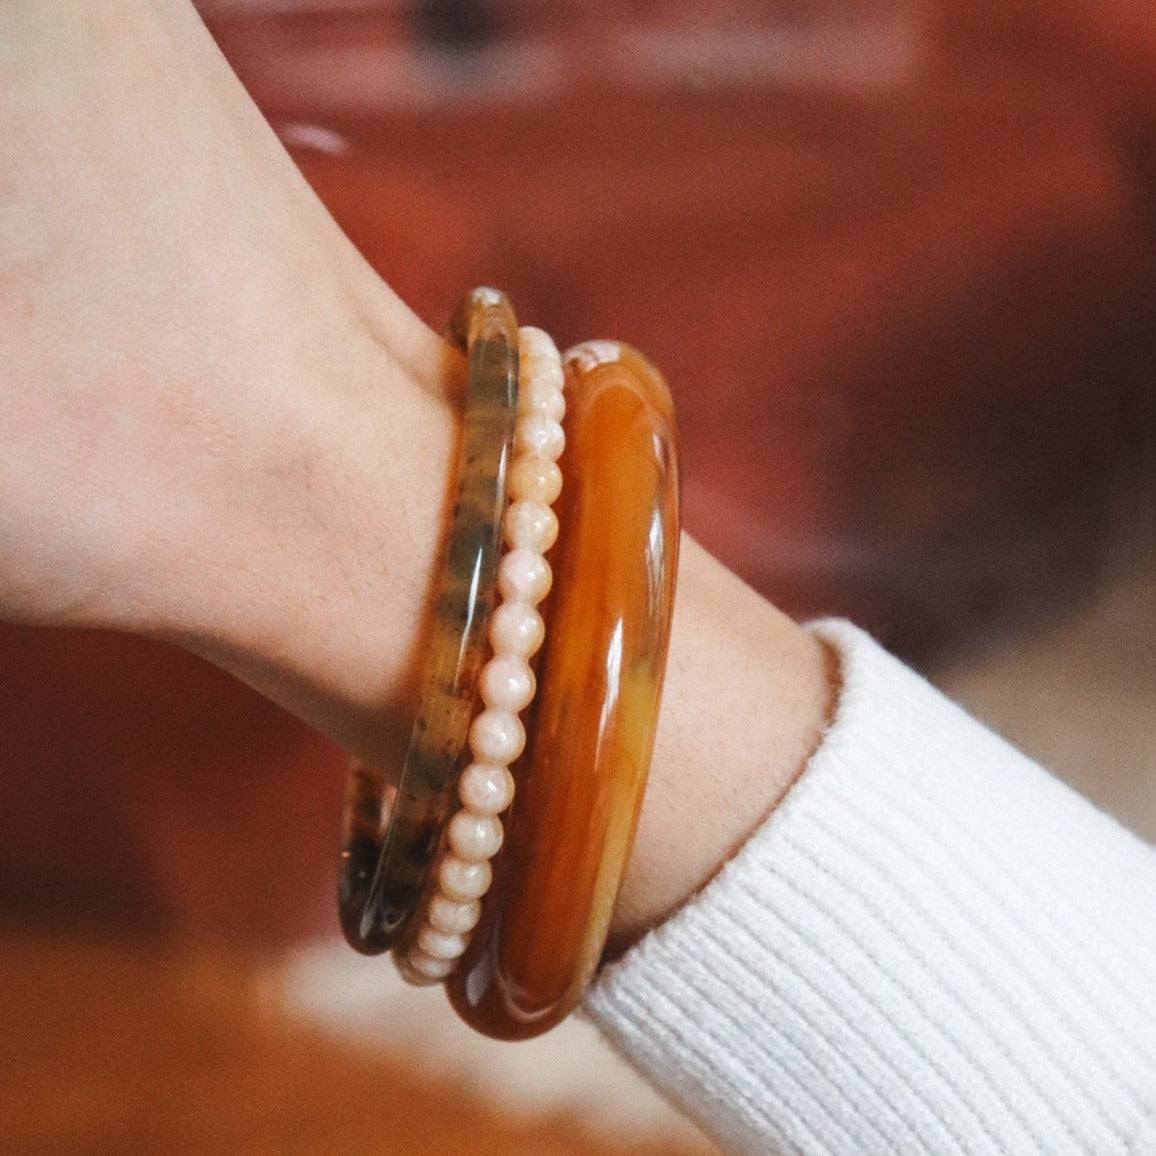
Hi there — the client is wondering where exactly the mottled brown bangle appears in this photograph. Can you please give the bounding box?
[447,340,681,1039]
[337,287,519,954]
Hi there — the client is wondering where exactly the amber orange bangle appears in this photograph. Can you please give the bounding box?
[337,287,518,954]
[446,340,681,1040]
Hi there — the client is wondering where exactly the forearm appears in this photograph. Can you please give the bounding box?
[2,0,454,746]
[164,328,832,949]
[0,0,833,950]
[167,343,833,954]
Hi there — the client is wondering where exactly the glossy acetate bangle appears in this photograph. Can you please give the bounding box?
[447,340,680,1039]
[337,287,518,954]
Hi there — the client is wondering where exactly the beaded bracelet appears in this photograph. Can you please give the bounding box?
[396,326,566,985]
[337,287,518,954]
[447,340,681,1039]
[337,292,680,1038]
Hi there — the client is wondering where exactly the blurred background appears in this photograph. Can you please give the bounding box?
[2,1,1154,1151]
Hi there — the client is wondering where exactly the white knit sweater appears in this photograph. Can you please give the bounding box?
[586,621,1156,1155]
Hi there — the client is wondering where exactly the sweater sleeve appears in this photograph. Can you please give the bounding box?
[584,620,1156,1155]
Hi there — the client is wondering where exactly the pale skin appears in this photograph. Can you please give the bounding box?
[0,0,832,953]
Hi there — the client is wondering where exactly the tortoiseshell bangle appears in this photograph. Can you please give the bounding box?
[447,340,681,1039]
[337,287,519,955]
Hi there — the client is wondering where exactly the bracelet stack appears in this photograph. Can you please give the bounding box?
[337,289,680,1040]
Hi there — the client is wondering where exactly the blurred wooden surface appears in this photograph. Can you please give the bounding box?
[0,933,715,1155]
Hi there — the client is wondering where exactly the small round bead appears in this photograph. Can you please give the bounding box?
[427,893,482,935]
[438,854,493,902]
[515,413,565,460]
[498,548,552,606]
[508,455,563,505]
[521,379,565,421]
[519,325,559,362]
[521,350,564,396]
[416,924,469,961]
[398,949,455,984]
[504,500,558,553]
[468,708,525,765]
[520,333,564,390]
[458,762,516,816]
[488,601,545,658]
[479,656,536,712]
[447,810,505,861]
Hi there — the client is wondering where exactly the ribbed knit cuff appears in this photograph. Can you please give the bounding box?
[586,620,1156,1155]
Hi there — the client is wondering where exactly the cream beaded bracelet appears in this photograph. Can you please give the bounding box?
[336,288,680,1039]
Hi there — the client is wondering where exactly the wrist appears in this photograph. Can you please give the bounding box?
[41,0,468,760]
[144,294,461,764]
[607,538,836,953]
